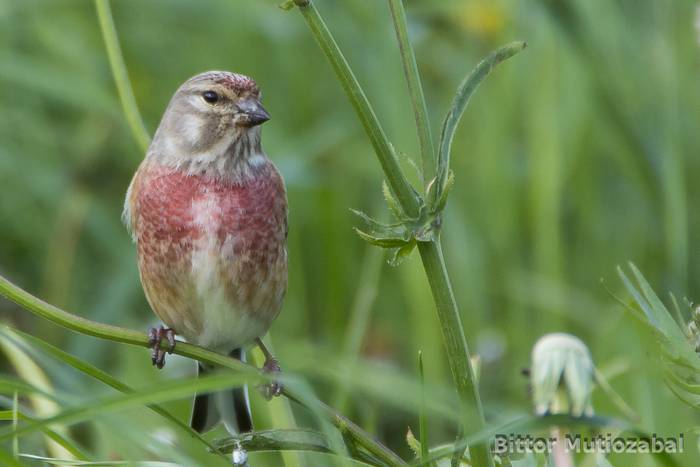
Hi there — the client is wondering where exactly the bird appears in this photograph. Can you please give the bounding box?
[122,70,288,434]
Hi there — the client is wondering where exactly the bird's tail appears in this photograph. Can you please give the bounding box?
[190,348,253,434]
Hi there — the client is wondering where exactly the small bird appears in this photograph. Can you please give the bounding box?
[123,71,288,434]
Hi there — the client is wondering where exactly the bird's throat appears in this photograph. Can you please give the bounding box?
[150,127,265,182]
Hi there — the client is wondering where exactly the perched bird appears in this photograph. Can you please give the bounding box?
[123,71,287,434]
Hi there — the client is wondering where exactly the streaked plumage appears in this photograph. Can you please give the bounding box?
[124,71,287,434]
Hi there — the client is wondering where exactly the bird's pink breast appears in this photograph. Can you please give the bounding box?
[131,160,287,349]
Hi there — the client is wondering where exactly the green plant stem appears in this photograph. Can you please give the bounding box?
[0,274,406,467]
[291,1,491,465]
[293,0,421,218]
[94,0,150,153]
[387,0,435,186]
[417,240,490,467]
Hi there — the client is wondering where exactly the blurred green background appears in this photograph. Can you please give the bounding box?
[1,0,699,465]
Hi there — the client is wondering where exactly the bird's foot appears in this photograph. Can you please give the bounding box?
[258,356,283,400]
[147,326,176,369]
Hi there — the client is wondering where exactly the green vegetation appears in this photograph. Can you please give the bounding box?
[1,0,699,465]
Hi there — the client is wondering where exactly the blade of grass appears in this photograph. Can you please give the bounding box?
[333,245,383,412]
[387,0,435,185]
[0,448,25,467]
[0,410,89,461]
[94,0,150,153]
[1,333,75,462]
[593,368,639,422]
[417,352,429,464]
[0,371,254,442]
[0,378,56,401]
[0,326,227,462]
[12,392,18,460]
[0,273,406,466]
[19,455,176,466]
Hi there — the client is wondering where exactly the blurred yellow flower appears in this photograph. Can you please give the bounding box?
[457,1,507,38]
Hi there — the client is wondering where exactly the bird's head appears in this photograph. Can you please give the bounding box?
[149,71,270,175]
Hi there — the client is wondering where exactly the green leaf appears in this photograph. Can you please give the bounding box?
[0,371,254,442]
[405,427,421,459]
[388,241,416,266]
[435,41,526,199]
[354,228,411,248]
[350,209,400,231]
[279,0,296,10]
[617,264,700,415]
[618,265,700,369]
[0,409,89,461]
[433,170,455,214]
[0,448,24,467]
[19,454,176,466]
[383,180,406,221]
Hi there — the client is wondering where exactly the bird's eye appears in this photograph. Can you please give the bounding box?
[202,91,219,104]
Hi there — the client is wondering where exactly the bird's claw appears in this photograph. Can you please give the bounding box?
[148,326,176,369]
[258,357,283,400]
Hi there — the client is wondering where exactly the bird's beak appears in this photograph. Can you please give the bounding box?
[237,99,270,127]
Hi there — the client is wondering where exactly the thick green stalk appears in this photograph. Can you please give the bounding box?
[387,0,435,186]
[293,0,421,218]
[94,0,150,153]
[0,274,406,467]
[291,1,491,465]
[417,241,490,467]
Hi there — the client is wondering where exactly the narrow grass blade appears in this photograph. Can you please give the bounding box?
[0,409,89,461]
[333,244,383,412]
[0,372,253,442]
[417,352,429,464]
[1,326,225,460]
[12,391,18,460]
[19,455,176,466]
[1,330,76,461]
[0,448,25,467]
